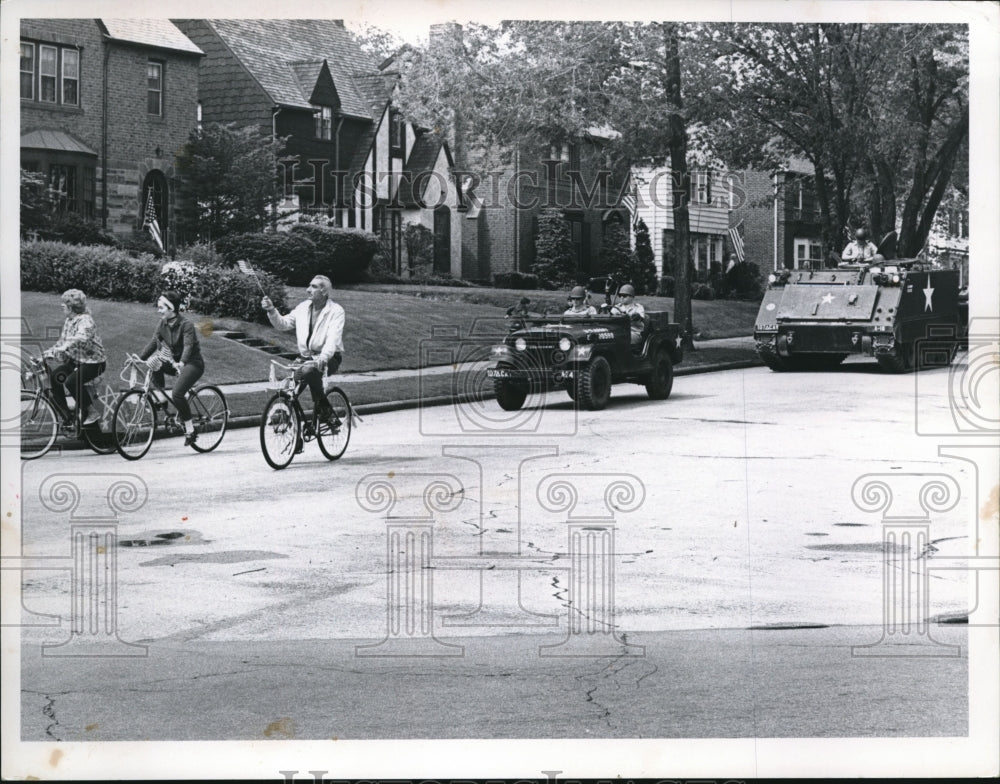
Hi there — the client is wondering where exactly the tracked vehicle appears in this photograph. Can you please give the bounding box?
[754,260,962,372]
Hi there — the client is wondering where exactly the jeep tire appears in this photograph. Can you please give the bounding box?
[494,379,528,410]
[577,356,612,410]
[644,348,674,399]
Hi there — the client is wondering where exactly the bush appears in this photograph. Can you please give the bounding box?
[726,261,764,301]
[402,223,435,276]
[217,226,377,286]
[658,275,676,297]
[176,241,226,268]
[20,240,287,323]
[692,282,716,301]
[34,213,121,248]
[287,224,377,284]
[531,208,576,288]
[493,271,544,290]
[120,230,166,259]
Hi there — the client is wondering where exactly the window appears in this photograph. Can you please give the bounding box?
[315,105,332,140]
[390,109,405,155]
[40,45,58,102]
[692,171,712,205]
[692,234,724,272]
[20,42,34,99]
[49,164,77,213]
[22,41,80,106]
[196,101,202,131]
[147,61,163,115]
[62,49,79,105]
[793,237,824,269]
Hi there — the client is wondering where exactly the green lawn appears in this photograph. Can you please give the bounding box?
[21,286,759,386]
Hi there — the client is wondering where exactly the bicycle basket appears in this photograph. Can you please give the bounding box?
[268,361,296,390]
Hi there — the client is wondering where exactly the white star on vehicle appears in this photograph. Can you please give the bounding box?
[821,293,835,305]
[924,275,935,312]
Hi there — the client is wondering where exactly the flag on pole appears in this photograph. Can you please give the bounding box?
[143,186,164,252]
[728,220,745,266]
[621,174,638,229]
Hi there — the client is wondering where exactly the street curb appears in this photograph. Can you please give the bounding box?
[222,358,764,430]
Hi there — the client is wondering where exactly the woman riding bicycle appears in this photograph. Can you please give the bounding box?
[138,290,204,446]
[43,289,107,426]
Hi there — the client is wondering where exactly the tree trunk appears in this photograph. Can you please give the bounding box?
[664,24,695,350]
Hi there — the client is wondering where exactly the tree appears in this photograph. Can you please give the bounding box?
[709,23,968,257]
[532,208,576,288]
[175,122,286,243]
[632,218,659,295]
[598,220,632,280]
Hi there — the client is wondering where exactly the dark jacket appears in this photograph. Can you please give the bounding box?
[140,316,204,366]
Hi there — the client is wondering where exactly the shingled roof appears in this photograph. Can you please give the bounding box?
[202,19,386,120]
[100,19,203,55]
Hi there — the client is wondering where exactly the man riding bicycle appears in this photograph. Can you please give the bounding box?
[261,275,344,425]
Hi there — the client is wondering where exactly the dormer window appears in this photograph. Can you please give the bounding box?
[315,105,332,140]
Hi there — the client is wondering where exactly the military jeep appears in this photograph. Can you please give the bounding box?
[486,287,683,411]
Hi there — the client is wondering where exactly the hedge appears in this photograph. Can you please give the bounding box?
[217,225,377,286]
[20,240,287,324]
[493,271,546,290]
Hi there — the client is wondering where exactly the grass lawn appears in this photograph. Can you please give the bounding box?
[21,286,759,386]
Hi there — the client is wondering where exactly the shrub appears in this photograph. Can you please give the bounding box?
[287,224,377,284]
[658,275,676,297]
[20,240,286,323]
[35,213,121,248]
[531,208,576,288]
[726,261,764,301]
[493,271,544,290]
[176,241,226,268]
[216,231,318,286]
[692,282,716,301]
[402,223,435,276]
[217,226,377,286]
[120,230,165,259]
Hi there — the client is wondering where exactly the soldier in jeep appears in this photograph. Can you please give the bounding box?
[611,284,647,346]
[564,285,597,316]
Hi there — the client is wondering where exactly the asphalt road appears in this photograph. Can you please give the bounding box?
[9,359,990,753]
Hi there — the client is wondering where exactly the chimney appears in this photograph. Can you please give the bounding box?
[429,22,463,52]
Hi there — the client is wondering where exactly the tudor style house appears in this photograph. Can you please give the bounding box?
[20,18,203,247]
[173,18,461,277]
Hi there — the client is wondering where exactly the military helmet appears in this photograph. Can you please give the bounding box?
[855,228,869,241]
[619,284,636,297]
[569,285,587,299]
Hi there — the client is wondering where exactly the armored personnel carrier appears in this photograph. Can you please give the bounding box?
[754,260,962,372]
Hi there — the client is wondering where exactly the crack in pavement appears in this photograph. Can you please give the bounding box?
[573,641,658,733]
[41,692,61,741]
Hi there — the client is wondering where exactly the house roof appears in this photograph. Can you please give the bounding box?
[397,132,450,207]
[100,19,203,55]
[21,129,97,156]
[202,19,386,120]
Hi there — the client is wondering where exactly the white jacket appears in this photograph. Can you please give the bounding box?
[268,298,345,368]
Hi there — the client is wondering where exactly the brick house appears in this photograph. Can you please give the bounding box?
[173,19,461,277]
[20,19,203,247]
[727,161,826,272]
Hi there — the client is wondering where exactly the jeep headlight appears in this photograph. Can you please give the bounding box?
[514,337,527,352]
[768,273,777,284]
[558,336,572,352]
[573,344,593,360]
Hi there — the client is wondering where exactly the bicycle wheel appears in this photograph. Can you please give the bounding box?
[81,422,115,455]
[316,387,351,461]
[260,394,298,470]
[20,391,58,460]
[112,391,156,461]
[188,385,229,453]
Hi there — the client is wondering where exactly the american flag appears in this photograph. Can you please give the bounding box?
[621,174,638,228]
[728,221,745,264]
[143,186,164,252]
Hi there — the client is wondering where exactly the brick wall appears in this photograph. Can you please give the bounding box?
[729,169,777,271]
[104,43,200,242]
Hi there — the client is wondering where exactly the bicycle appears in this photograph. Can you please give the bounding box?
[19,355,117,459]
[259,359,352,469]
[111,353,230,460]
